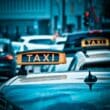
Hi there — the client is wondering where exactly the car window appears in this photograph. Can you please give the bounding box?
[0,44,4,52]
[56,41,65,45]
[29,39,55,45]
[0,44,9,52]
[80,61,110,71]
[3,44,9,52]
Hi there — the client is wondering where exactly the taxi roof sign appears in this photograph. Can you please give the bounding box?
[16,50,66,65]
[81,38,110,48]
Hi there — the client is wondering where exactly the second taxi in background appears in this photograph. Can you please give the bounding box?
[50,30,110,72]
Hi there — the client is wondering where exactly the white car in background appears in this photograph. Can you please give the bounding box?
[19,35,55,50]
[19,35,67,51]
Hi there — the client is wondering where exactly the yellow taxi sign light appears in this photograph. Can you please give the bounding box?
[16,50,66,65]
[81,38,110,48]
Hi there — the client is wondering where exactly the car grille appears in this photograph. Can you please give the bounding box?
[0,95,22,110]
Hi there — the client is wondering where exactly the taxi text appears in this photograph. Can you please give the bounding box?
[24,53,57,62]
[82,38,109,47]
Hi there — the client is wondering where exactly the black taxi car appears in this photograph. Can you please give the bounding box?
[0,48,110,110]
[0,38,16,81]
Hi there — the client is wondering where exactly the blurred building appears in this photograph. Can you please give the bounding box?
[101,0,110,29]
[0,0,109,40]
[84,0,110,29]
[0,0,85,38]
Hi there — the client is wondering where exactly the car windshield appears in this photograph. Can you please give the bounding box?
[29,39,55,45]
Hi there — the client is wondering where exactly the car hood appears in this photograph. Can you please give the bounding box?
[0,71,110,110]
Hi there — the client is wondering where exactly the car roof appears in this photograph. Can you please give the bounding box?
[12,41,24,46]
[2,71,110,87]
[62,29,110,36]
[20,35,53,41]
